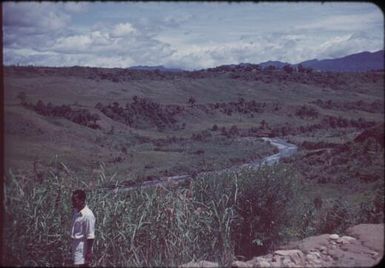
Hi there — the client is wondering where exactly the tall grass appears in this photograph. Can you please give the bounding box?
[3,162,381,266]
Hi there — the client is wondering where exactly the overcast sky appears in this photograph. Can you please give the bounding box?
[3,1,384,70]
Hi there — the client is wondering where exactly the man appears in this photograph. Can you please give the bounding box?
[71,190,96,267]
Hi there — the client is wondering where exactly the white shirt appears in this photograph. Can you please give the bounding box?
[71,204,96,240]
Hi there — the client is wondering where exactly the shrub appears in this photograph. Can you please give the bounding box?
[283,64,294,74]
[16,91,27,104]
[28,100,100,129]
[316,199,351,234]
[187,96,196,107]
[233,166,302,257]
[192,164,303,258]
[357,186,384,223]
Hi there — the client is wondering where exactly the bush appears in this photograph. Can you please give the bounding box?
[233,166,302,257]
[316,199,351,234]
[357,186,384,223]
[192,164,303,258]
[28,100,100,129]
[283,64,294,74]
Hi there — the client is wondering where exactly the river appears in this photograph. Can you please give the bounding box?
[103,137,298,192]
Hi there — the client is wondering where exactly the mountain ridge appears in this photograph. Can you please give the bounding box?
[5,50,384,73]
[299,50,384,72]
[128,65,184,72]
[257,50,384,72]
[130,50,384,72]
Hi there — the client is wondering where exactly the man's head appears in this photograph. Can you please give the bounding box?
[72,189,86,211]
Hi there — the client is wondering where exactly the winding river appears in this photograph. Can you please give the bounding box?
[104,137,298,192]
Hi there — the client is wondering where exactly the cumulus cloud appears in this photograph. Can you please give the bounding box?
[315,32,383,59]
[3,2,174,67]
[3,2,71,33]
[110,23,137,38]
[63,2,90,13]
[294,12,382,32]
[3,2,383,69]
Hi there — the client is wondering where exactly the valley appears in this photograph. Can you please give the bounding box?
[3,64,384,266]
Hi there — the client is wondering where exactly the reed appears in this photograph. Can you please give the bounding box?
[5,162,367,266]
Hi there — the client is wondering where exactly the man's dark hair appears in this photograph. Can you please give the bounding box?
[72,189,86,201]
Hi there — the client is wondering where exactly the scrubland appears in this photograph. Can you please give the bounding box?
[3,65,384,266]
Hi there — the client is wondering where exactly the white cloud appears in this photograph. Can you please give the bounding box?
[63,2,89,13]
[3,2,383,69]
[110,23,137,38]
[294,12,382,32]
[3,2,71,32]
[52,34,93,53]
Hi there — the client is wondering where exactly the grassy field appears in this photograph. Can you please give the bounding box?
[3,66,384,266]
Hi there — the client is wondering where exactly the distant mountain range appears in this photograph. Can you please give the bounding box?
[258,50,384,72]
[258,60,291,69]
[127,50,384,73]
[299,50,384,72]
[128,65,184,72]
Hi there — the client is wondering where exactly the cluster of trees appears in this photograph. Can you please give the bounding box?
[206,98,281,116]
[209,115,376,140]
[207,63,261,73]
[295,105,319,119]
[95,96,185,131]
[311,99,384,114]
[321,116,376,129]
[152,136,184,147]
[271,116,376,137]
[191,130,212,141]
[220,125,241,138]
[26,100,100,129]
[282,64,313,74]
[292,134,384,186]
[285,116,376,136]
[206,63,313,74]
[213,124,269,139]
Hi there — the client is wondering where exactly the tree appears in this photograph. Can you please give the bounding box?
[46,102,54,115]
[260,120,268,129]
[265,65,276,71]
[95,102,104,110]
[297,64,306,73]
[229,125,239,136]
[35,100,46,115]
[187,96,196,107]
[283,64,294,74]
[91,113,100,124]
[16,91,27,104]
[112,102,120,110]
[221,126,228,136]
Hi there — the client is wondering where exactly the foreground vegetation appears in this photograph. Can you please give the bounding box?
[3,162,383,267]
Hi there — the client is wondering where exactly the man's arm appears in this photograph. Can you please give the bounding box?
[85,239,94,264]
[84,213,96,264]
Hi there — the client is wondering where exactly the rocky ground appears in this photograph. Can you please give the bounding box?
[180,224,383,267]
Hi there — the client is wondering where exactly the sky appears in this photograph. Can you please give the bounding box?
[3,1,384,70]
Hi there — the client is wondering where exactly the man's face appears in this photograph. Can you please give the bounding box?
[72,194,84,210]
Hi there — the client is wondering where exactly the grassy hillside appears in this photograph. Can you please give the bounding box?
[3,65,384,266]
[4,66,383,179]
